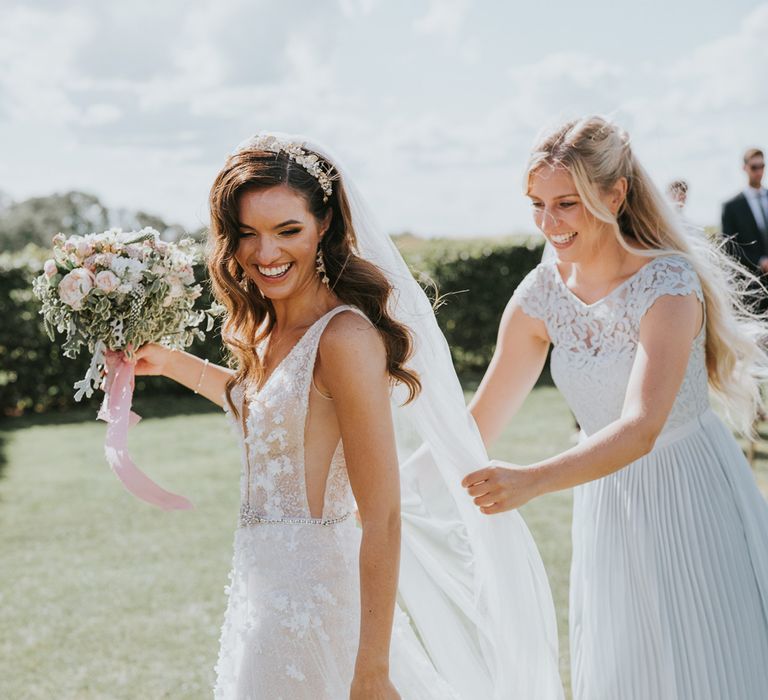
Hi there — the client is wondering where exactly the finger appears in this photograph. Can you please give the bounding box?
[462,469,491,488]
[466,482,493,497]
[480,502,507,515]
[473,495,497,508]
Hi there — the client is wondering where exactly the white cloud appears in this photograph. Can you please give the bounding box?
[413,0,470,36]
[0,5,90,124]
[0,1,766,238]
[80,103,122,126]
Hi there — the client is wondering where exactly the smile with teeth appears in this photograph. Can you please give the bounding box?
[257,262,293,278]
[550,232,577,245]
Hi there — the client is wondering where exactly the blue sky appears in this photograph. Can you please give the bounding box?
[1,0,767,237]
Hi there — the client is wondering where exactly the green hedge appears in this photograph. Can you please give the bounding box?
[403,236,545,378]
[1,238,545,415]
[0,246,226,416]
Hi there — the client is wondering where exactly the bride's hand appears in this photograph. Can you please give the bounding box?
[461,460,545,514]
[132,343,174,377]
[349,671,400,700]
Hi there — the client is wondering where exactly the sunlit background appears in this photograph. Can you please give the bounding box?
[1,0,767,237]
[2,3,768,698]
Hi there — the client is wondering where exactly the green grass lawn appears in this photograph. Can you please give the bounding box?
[1,388,766,699]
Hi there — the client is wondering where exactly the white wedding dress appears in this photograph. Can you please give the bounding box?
[213,305,459,700]
[516,254,768,699]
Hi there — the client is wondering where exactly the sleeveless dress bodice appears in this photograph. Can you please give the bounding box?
[232,311,355,525]
[213,305,458,700]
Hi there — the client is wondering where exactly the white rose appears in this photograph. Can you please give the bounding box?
[110,256,145,281]
[95,270,120,293]
[117,283,133,294]
[44,259,58,279]
[58,268,94,310]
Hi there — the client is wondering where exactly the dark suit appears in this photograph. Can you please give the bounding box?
[721,191,768,312]
[721,192,768,272]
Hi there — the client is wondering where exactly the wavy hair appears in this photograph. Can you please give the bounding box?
[207,144,421,415]
[525,115,768,435]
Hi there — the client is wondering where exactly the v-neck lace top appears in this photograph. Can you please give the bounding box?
[225,306,360,523]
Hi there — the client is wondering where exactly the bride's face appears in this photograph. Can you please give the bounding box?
[234,184,329,301]
[526,165,620,262]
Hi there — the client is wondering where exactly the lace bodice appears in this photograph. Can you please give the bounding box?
[225,306,361,523]
[515,255,709,437]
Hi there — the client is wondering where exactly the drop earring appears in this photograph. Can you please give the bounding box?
[316,248,330,287]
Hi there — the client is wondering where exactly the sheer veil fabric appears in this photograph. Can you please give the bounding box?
[241,133,564,699]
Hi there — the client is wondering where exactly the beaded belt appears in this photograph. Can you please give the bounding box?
[239,504,353,528]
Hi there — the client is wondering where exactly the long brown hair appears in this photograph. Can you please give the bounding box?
[207,144,421,414]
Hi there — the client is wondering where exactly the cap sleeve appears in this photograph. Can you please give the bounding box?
[512,263,554,322]
[636,255,704,320]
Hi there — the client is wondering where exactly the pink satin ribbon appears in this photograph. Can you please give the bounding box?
[98,349,193,511]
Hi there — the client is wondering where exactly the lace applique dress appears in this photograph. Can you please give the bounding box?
[515,255,768,700]
[213,305,458,700]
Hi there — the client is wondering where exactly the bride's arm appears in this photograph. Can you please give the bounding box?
[469,296,551,448]
[316,313,401,700]
[464,292,703,513]
[133,343,235,408]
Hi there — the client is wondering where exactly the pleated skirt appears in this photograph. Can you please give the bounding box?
[570,410,768,700]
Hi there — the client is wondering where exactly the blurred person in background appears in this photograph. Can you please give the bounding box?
[666,179,688,210]
[722,148,768,313]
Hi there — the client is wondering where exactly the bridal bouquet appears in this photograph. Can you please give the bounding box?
[33,227,216,510]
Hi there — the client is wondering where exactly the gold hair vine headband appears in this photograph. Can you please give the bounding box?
[235,134,334,203]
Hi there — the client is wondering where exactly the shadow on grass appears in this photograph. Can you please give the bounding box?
[0,393,219,433]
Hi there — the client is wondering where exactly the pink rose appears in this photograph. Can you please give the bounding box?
[125,244,143,259]
[43,259,58,279]
[58,268,94,310]
[75,239,93,259]
[95,270,120,293]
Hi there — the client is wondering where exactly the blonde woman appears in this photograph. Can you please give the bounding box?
[464,116,768,699]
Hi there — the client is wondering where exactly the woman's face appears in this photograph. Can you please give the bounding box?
[234,184,329,301]
[526,165,623,262]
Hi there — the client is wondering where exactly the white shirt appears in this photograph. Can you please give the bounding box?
[744,186,768,232]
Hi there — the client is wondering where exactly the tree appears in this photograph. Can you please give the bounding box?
[0,191,109,251]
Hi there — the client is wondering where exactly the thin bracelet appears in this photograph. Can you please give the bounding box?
[194,359,209,395]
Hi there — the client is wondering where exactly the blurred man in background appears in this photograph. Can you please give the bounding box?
[722,148,768,313]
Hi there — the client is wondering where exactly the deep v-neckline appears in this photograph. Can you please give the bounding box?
[251,306,346,396]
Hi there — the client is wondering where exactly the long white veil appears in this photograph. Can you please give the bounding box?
[241,133,564,699]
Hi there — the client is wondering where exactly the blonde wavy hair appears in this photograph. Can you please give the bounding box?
[525,115,768,435]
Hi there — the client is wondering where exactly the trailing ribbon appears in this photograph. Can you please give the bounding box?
[97,348,193,511]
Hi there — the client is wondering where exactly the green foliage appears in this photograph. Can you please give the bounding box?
[2,234,545,415]
[1,245,227,415]
[0,191,204,252]
[0,191,109,251]
[0,246,92,414]
[402,235,545,377]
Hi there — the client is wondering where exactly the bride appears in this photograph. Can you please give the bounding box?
[134,134,563,699]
